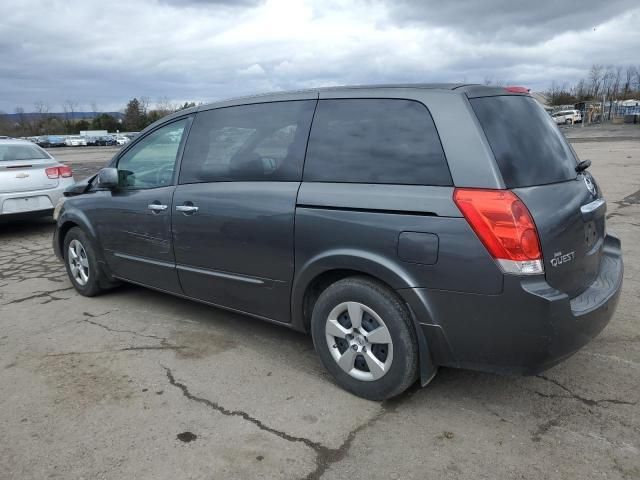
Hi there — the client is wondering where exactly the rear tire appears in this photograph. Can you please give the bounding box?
[311,276,419,400]
[63,227,113,297]
[565,118,573,125]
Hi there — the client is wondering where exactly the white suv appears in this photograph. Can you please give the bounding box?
[115,135,130,145]
[552,109,582,125]
[65,136,87,147]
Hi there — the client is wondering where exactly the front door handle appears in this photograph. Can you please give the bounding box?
[148,203,168,212]
[176,204,199,214]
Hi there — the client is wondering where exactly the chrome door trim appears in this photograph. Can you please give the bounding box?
[113,252,176,268]
[176,264,270,285]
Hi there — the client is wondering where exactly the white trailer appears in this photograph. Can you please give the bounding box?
[79,130,108,137]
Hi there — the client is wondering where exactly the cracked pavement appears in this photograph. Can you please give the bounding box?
[1,136,639,479]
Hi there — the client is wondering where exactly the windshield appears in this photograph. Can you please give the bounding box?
[470,95,578,188]
[0,144,50,161]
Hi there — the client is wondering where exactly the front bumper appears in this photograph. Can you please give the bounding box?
[400,234,623,375]
[0,180,74,217]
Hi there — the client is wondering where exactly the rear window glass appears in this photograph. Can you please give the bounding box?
[0,144,49,161]
[303,99,452,186]
[470,95,577,188]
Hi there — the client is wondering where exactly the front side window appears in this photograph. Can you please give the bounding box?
[303,99,452,186]
[179,100,316,184]
[117,119,187,189]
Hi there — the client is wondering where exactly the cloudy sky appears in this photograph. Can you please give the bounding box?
[1,0,639,112]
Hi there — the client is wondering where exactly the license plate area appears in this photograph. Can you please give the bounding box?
[2,196,53,214]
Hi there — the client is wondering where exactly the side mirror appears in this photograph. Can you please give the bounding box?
[97,167,119,190]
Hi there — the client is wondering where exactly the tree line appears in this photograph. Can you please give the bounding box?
[4,65,640,137]
[0,97,197,138]
[545,64,640,106]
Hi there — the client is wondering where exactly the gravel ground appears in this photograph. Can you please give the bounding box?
[560,123,640,142]
[0,132,638,479]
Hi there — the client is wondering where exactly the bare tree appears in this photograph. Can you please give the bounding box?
[574,79,587,100]
[155,96,176,116]
[588,64,603,98]
[548,80,558,104]
[63,100,79,134]
[602,66,615,96]
[14,107,29,136]
[63,100,79,116]
[33,101,52,135]
[139,96,150,117]
[623,65,635,98]
[611,66,622,101]
[34,101,50,115]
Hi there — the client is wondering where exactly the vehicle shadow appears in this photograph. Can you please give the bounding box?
[0,216,56,238]
[102,281,535,407]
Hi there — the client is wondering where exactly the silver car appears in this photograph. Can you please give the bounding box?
[0,139,75,217]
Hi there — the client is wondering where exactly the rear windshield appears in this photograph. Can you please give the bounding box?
[470,95,577,188]
[0,144,50,161]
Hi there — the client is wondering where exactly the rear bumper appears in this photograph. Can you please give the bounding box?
[0,180,73,216]
[400,234,623,375]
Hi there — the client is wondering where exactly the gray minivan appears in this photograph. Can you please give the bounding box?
[53,84,623,400]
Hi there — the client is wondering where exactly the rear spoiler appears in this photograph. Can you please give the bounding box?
[457,85,532,98]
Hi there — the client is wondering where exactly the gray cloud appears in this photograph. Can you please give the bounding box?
[0,0,638,113]
[385,0,640,43]
[158,0,264,6]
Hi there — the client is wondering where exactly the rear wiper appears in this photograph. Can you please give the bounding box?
[575,159,591,172]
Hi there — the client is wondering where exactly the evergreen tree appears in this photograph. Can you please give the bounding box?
[123,98,146,131]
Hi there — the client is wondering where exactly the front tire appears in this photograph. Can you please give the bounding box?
[311,277,419,400]
[63,227,110,297]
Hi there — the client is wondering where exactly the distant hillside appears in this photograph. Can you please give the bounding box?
[1,112,124,121]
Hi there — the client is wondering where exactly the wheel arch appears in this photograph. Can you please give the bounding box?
[291,249,417,333]
[57,220,79,258]
[56,209,118,290]
[56,209,100,258]
[291,250,438,386]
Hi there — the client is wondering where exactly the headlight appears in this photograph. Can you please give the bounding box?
[53,197,66,221]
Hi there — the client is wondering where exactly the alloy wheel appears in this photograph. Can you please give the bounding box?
[325,301,393,381]
[68,239,90,286]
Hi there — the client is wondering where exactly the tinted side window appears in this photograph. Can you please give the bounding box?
[303,99,451,186]
[116,119,187,190]
[180,100,316,183]
[470,96,577,188]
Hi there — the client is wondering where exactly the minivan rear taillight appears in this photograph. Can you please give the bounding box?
[46,165,73,179]
[453,188,544,275]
